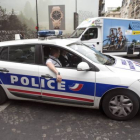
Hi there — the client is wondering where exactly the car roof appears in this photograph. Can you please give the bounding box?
[0,38,76,48]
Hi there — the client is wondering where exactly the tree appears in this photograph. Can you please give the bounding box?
[18,12,36,31]
[8,13,25,30]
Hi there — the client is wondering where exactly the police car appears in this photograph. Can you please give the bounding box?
[0,30,140,121]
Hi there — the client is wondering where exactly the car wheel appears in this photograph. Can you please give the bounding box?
[102,91,139,121]
[0,86,8,105]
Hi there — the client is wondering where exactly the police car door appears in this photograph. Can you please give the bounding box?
[0,45,41,100]
[39,45,95,106]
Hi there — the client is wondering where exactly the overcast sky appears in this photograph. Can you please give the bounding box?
[105,0,123,11]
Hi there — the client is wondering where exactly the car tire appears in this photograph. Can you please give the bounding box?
[102,90,139,121]
[0,86,8,105]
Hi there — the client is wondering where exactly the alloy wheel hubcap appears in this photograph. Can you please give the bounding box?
[109,95,133,117]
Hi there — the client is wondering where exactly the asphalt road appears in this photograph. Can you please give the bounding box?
[0,57,140,140]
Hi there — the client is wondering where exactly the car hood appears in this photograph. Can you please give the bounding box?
[108,56,140,72]
[106,56,140,85]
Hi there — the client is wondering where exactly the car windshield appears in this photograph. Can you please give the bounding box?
[69,28,86,38]
[68,43,115,65]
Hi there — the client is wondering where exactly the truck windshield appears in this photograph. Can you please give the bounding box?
[68,43,115,65]
[70,28,86,38]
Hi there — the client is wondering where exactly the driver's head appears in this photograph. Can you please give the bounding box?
[50,48,60,58]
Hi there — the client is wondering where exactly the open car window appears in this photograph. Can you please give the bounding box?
[42,45,82,68]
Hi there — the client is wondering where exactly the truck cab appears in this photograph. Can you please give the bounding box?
[69,18,103,52]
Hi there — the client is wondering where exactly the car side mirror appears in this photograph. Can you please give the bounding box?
[77,62,91,71]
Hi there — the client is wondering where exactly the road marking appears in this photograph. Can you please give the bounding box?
[0,101,11,112]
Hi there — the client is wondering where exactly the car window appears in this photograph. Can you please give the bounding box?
[70,28,86,38]
[43,45,82,68]
[59,49,82,68]
[69,43,115,65]
[9,45,35,64]
[0,47,8,61]
[83,28,98,40]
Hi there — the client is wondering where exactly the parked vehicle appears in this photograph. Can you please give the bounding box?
[69,17,140,56]
[0,31,140,121]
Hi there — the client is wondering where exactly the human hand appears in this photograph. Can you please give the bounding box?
[57,74,62,83]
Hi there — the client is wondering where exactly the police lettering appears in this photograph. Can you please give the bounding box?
[10,75,66,90]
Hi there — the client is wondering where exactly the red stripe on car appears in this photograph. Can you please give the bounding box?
[8,88,94,103]
[42,92,93,103]
[8,88,41,95]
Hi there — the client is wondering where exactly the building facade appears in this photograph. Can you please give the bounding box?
[128,0,140,19]
[105,11,121,18]
[105,7,121,18]
[121,0,131,18]
[120,0,140,19]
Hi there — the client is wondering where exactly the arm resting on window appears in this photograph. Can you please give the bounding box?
[46,62,62,82]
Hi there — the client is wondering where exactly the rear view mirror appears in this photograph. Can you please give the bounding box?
[77,62,91,71]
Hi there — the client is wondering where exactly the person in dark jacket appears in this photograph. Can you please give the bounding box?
[59,50,71,67]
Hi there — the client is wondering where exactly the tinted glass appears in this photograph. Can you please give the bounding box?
[9,45,35,64]
[0,47,8,61]
[84,28,98,40]
[69,43,110,65]
[70,28,86,38]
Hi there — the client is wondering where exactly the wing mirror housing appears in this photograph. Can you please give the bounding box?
[77,62,91,71]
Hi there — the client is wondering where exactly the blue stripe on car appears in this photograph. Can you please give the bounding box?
[0,73,128,97]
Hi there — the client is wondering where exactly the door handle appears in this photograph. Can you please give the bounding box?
[0,68,9,73]
[41,74,53,79]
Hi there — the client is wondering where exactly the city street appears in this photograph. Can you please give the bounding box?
[1,0,140,139]
[0,57,140,140]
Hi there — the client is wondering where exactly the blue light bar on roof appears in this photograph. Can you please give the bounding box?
[38,30,63,37]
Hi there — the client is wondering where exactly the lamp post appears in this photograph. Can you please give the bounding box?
[36,0,39,35]
[74,0,78,30]
[75,0,77,13]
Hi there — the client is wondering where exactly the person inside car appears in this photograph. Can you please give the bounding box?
[46,48,62,83]
[59,50,71,67]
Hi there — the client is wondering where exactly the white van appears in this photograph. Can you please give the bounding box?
[69,17,140,56]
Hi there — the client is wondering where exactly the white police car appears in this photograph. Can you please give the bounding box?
[0,30,140,121]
